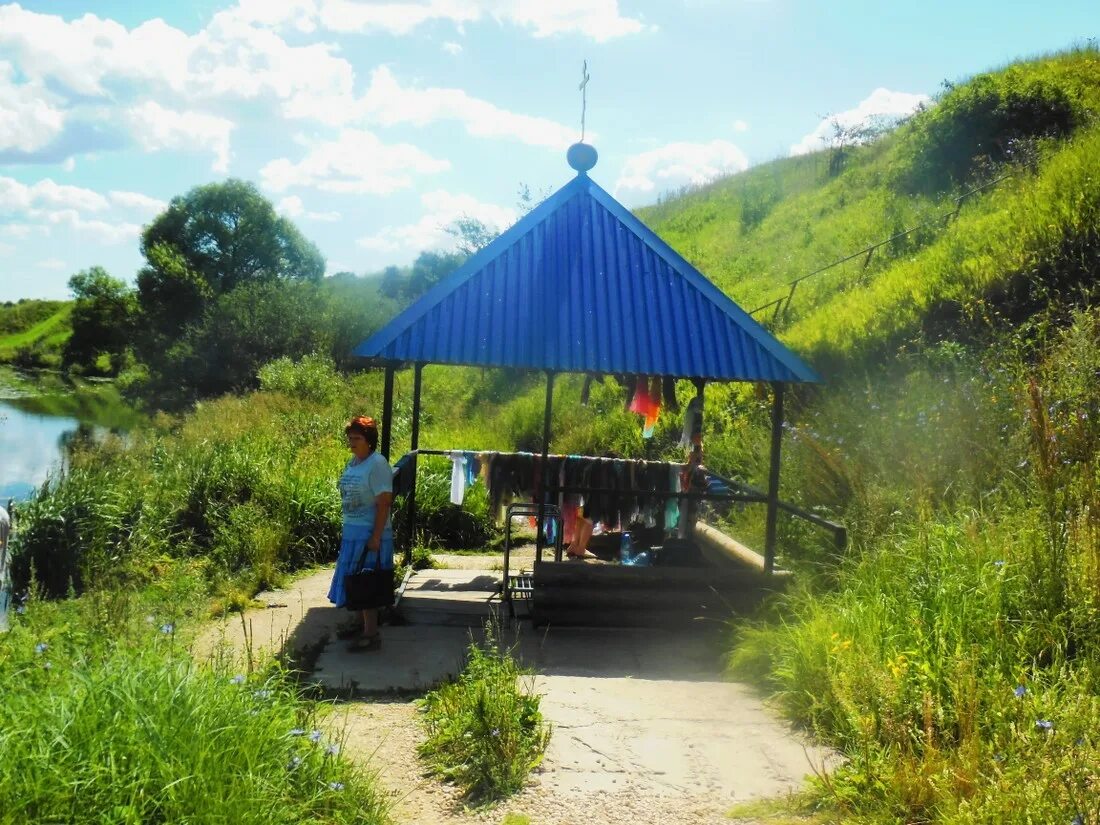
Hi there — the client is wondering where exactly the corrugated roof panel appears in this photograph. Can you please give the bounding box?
[354,172,819,383]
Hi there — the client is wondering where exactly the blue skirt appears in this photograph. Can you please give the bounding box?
[328,522,394,608]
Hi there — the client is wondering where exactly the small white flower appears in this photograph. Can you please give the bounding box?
[328,782,345,791]
[160,623,174,635]
[43,661,52,670]
[287,755,302,770]
[324,743,340,757]
[145,615,156,624]
[309,730,323,743]
[253,689,272,700]
[288,728,306,736]
[34,642,48,655]
[230,674,245,685]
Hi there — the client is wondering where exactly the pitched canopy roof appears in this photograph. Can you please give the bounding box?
[355,163,819,383]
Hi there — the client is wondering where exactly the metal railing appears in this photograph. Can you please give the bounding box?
[749,174,1011,326]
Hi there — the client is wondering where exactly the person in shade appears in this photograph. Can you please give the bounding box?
[328,416,393,652]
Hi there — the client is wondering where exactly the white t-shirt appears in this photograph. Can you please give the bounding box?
[338,452,393,527]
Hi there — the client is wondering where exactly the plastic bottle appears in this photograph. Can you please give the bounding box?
[619,531,633,565]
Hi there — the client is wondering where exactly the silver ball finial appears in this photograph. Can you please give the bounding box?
[567,142,598,174]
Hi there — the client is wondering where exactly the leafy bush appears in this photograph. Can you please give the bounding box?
[419,622,550,803]
[258,353,346,405]
[899,71,1080,194]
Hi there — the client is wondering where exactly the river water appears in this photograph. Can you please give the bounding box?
[0,382,140,504]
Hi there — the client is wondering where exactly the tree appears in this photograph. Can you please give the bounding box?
[63,266,135,373]
[140,179,324,296]
[131,180,328,402]
[143,280,334,402]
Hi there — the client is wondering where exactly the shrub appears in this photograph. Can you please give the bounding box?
[258,353,345,405]
[899,71,1080,194]
[418,622,550,803]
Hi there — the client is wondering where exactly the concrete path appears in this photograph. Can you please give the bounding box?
[197,565,837,823]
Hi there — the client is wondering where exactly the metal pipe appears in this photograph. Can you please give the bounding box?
[405,363,423,568]
[536,371,555,563]
[764,382,784,574]
[380,365,395,459]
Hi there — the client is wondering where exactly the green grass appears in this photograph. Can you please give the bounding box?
[0,587,390,824]
[0,301,72,363]
[724,308,1100,823]
[418,622,551,804]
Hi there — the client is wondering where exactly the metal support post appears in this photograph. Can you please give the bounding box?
[764,382,785,574]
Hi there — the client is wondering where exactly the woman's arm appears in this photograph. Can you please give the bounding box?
[368,491,393,550]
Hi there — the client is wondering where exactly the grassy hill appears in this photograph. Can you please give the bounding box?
[0,299,72,367]
[638,44,1100,374]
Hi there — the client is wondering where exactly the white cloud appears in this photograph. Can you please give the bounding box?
[442,41,463,55]
[0,61,65,153]
[36,258,67,270]
[0,177,154,243]
[0,4,354,106]
[0,241,13,256]
[39,209,141,244]
[285,66,578,149]
[790,87,929,156]
[614,140,750,201]
[732,119,749,133]
[222,0,319,33]
[0,176,110,214]
[311,0,648,40]
[0,222,41,239]
[358,189,514,255]
[261,129,450,195]
[108,190,167,214]
[126,101,234,172]
[277,194,342,221]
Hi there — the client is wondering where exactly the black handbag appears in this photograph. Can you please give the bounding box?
[343,540,394,610]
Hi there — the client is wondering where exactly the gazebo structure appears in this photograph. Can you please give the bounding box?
[355,143,839,624]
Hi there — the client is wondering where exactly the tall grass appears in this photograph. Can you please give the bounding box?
[0,587,390,824]
[728,309,1100,823]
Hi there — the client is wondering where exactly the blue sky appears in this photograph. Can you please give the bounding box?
[0,0,1095,301]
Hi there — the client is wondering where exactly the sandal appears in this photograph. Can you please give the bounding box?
[335,622,363,640]
[346,634,382,653]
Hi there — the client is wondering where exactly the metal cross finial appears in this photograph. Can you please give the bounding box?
[579,60,590,141]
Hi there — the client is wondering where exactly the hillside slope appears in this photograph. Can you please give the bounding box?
[0,300,72,366]
[637,45,1100,375]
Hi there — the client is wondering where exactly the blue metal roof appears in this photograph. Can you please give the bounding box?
[354,171,819,383]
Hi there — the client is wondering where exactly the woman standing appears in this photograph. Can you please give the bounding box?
[328,416,393,652]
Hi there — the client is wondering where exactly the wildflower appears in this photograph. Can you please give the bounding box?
[325,744,340,757]
[43,661,52,670]
[288,728,306,737]
[992,753,1005,763]
[160,623,174,635]
[328,782,345,791]
[490,728,501,738]
[309,730,323,743]
[230,674,245,685]
[994,560,1005,568]
[34,642,48,655]
[1071,816,1083,825]
[145,615,156,624]
[1014,685,1027,698]
[253,689,272,700]
[1036,719,1054,731]
[15,605,25,615]
[287,756,302,770]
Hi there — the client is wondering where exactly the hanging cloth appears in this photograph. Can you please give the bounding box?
[448,451,468,505]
